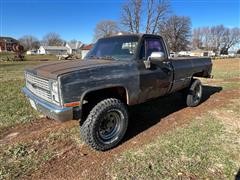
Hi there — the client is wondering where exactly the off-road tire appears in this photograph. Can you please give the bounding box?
[186,79,202,107]
[80,98,128,151]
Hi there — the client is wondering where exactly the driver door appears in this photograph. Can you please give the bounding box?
[138,36,173,103]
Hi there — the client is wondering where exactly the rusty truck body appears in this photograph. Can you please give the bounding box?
[22,34,212,150]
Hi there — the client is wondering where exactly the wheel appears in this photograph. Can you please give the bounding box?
[80,98,128,151]
[186,79,202,107]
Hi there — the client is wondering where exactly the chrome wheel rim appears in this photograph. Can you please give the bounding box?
[193,83,202,103]
[98,109,123,143]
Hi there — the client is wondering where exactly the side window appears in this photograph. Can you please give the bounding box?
[139,38,165,60]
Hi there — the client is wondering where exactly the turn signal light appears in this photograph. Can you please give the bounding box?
[64,102,80,107]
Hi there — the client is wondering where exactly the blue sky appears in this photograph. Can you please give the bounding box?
[0,0,239,43]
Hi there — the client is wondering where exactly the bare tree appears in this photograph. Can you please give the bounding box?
[192,28,204,49]
[145,0,170,34]
[200,26,227,51]
[19,35,40,50]
[121,0,170,34]
[192,25,240,54]
[202,27,212,50]
[159,15,191,52]
[94,20,119,41]
[42,32,63,46]
[121,0,142,33]
[220,27,240,54]
[210,25,226,52]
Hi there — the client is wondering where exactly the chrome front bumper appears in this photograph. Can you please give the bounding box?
[22,87,73,122]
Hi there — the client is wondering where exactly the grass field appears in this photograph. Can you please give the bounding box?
[0,61,44,132]
[211,59,240,79]
[0,58,239,179]
[0,52,58,62]
[111,100,240,179]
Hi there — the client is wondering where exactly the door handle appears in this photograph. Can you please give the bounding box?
[163,61,170,65]
[162,61,172,69]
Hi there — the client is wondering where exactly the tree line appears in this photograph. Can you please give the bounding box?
[94,0,240,54]
[19,32,67,51]
[192,25,240,54]
[19,0,240,54]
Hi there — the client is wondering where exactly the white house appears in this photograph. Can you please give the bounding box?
[26,50,37,55]
[38,46,68,55]
[178,51,191,56]
[65,41,83,54]
[81,44,93,59]
[190,49,215,57]
[228,51,237,57]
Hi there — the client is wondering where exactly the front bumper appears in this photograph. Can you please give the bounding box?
[22,87,73,122]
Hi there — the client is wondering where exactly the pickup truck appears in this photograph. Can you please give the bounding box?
[22,34,212,151]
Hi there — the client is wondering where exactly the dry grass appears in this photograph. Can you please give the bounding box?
[211,58,240,79]
[110,98,240,179]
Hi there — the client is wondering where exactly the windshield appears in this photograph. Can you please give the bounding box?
[85,36,139,61]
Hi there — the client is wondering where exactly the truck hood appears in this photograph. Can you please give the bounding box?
[26,59,127,79]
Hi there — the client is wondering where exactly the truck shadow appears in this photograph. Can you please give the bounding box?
[123,85,222,142]
[236,168,240,180]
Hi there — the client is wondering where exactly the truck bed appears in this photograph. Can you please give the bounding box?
[169,57,212,93]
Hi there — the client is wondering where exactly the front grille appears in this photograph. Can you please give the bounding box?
[25,73,52,102]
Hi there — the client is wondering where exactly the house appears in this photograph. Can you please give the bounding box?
[169,52,177,58]
[0,37,18,52]
[178,51,191,57]
[65,41,83,54]
[190,49,215,57]
[81,44,93,59]
[38,46,68,55]
[26,50,37,55]
[228,51,237,57]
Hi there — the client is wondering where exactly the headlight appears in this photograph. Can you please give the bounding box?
[52,81,58,93]
[51,81,60,103]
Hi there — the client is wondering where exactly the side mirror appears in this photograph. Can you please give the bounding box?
[150,52,165,61]
[143,52,165,69]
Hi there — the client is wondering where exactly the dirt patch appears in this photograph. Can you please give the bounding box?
[203,77,240,83]
[0,118,78,145]
[211,98,240,134]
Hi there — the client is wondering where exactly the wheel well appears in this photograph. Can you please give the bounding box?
[82,87,128,104]
[193,71,204,77]
[193,70,210,78]
[80,87,128,121]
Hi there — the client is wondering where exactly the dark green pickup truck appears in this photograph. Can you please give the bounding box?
[22,34,212,151]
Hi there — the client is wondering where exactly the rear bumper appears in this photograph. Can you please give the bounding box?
[22,87,73,122]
